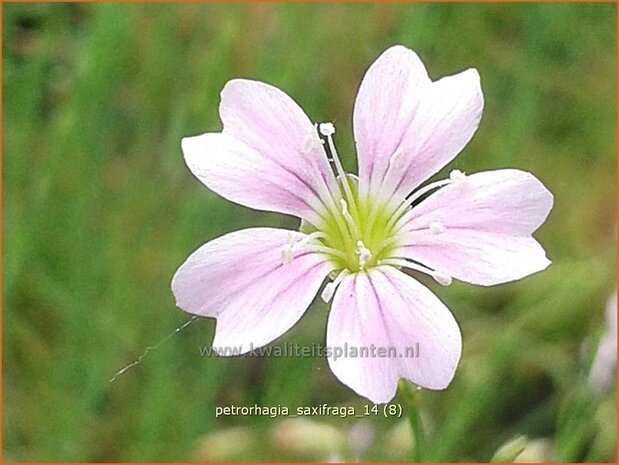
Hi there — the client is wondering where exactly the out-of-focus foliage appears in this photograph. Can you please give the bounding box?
[3,3,616,462]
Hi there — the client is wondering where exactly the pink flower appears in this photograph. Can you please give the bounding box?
[172,45,553,403]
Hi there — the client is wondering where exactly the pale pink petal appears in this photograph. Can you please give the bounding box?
[172,228,334,353]
[353,45,483,201]
[220,79,336,197]
[394,169,553,285]
[396,232,550,286]
[327,267,462,403]
[182,133,326,223]
[353,46,431,198]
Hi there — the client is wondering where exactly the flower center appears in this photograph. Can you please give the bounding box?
[283,122,465,296]
[309,182,401,273]
[297,123,405,273]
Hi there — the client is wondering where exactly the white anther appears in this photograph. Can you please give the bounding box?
[281,233,296,265]
[432,270,453,286]
[449,169,467,183]
[281,245,293,265]
[389,148,404,166]
[319,122,336,137]
[429,221,446,235]
[340,198,349,216]
[356,240,372,269]
[321,269,350,303]
[321,282,337,303]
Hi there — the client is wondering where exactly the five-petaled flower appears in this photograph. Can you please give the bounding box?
[172,45,553,403]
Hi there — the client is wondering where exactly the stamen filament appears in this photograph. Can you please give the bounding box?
[296,125,352,244]
[310,164,356,245]
[281,232,296,264]
[321,269,350,303]
[306,245,348,261]
[320,123,358,220]
[378,258,453,286]
[282,232,329,265]
[340,199,361,239]
[386,178,453,234]
[374,223,448,258]
[292,231,327,251]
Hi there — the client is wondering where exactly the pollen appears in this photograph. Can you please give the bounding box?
[319,122,336,137]
[449,169,467,183]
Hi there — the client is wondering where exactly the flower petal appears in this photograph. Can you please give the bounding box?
[221,79,337,203]
[353,45,483,201]
[326,267,462,403]
[394,169,553,285]
[172,228,334,353]
[182,133,326,223]
[353,46,431,198]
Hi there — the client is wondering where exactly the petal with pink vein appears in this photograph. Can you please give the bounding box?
[353,45,483,202]
[172,228,334,353]
[394,169,553,285]
[221,79,336,198]
[182,133,326,224]
[327,266,462,403]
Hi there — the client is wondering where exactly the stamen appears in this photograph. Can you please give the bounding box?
[310,163,355,243]
[282,232,330,265]
[449,169,467,183]
[387,177,454,235]
[340,198,349,216]
[356,240,372,269]
[429,221,446,235]
[431,270,453,286]
[305,244,348,261]
[319,122,336,137]
[281,232,298,265]
[321,269,350,303]
[340,199,360,238]
[291,231,327,252]
[319,122,357,218]
[378,258,452,286]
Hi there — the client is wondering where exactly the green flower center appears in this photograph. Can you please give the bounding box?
[306,180,402,273]
[284,122,458,296]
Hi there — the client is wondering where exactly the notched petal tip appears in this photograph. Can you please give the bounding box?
[326,268,462,402]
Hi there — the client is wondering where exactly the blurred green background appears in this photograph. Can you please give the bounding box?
[3,2,616,462]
